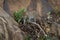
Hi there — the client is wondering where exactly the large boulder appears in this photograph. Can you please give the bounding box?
[0,8,23,40]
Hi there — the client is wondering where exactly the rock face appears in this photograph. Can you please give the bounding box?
[0,0,60,17]
[0,8,23,40]
[0,0,31,12]
[0,0,31,16]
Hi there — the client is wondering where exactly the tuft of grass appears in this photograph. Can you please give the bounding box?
[14,8,26,22]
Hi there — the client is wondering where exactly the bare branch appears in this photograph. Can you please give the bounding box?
[28,21,47,36]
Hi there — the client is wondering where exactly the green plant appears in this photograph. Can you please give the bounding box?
[38,35,53,40]
[47,12,52,19]
[24,35,31,40]
[14,8,26,22]
[54,6,60,17]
